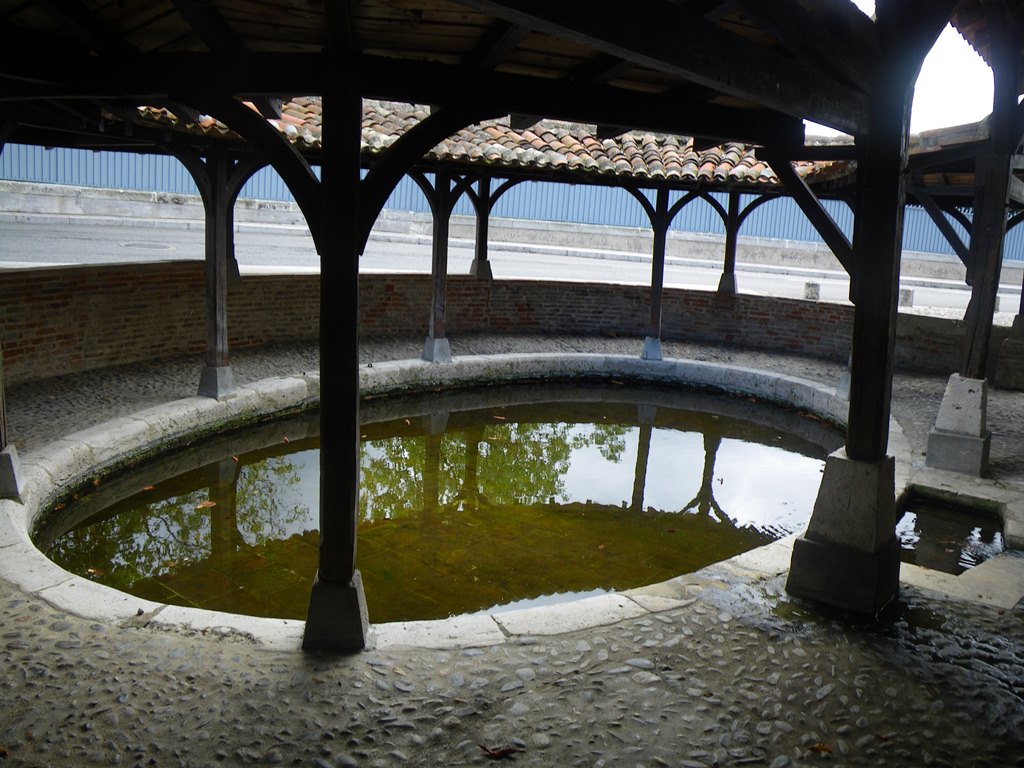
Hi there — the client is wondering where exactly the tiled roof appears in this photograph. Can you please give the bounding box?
[134,98,848,187]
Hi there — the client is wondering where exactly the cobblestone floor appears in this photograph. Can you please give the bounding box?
[3,335,1024,767]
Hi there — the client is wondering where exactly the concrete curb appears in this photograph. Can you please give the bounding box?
[4,352,1016,653]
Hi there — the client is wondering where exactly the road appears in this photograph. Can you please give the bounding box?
[0,218,1020,314]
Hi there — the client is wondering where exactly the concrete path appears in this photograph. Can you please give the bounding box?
[3,335,1024,767]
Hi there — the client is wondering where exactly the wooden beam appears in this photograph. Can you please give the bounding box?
[35,0,136,56]
[465,20,530,71]
[733,0,872,92]
[359,105,489,253]
[182,94,323,251]
[764,151,854,274]
[171,0,246,58]
[915,190,970,269]
[452,0,868,133]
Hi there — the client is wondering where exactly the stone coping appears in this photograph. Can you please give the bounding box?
[0,352,1019,652]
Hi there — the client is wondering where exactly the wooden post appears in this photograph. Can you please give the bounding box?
[642,188,669,360]
[423,169,453,362]
[303,59,369,652]
[961,3,1020,379]
[470,176,494,280]
[197,150,233,397]
[718,191,740,293]
[786,0,955,614]
[844,87,911,462]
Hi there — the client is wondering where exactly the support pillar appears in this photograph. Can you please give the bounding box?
[928,2,1020,472]
[717,192,740,294]
[786,0,952,614]
[303,71,369,652]
[197,150,235,399]
[469,176,493,280]
[423,169,453,363]
[642,189,669,360]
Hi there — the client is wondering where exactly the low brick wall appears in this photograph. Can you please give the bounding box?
[0,261,1006,386]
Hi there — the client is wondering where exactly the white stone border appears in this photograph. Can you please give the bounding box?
[0,352,980,653]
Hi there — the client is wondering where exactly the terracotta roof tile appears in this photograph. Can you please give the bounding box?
[132,98,851,188]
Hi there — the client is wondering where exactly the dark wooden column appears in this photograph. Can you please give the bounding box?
[786,0,956,614]
[470,175,494,280]
[171,147,263,399]
[629,188,697,360]
[718,192,741,293]
[427,169,452,361]
[644,188,670,359]
[465,176,524,281]
[961,3,1022,379]
[303,66,370,651]
[0,129,23,499]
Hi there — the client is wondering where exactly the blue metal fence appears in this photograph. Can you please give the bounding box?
[1,142,1017,260]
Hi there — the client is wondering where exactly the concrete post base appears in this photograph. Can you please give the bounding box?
[717,273,737,294]
[786,448,901,614]
[0,444,23,500]
[641,336,663,361]
[469,259,493,280]
[302,570,369,652]
[422,336,452,363]
[926,374,990,475]
[786,535,902,615]
[197,365,235,399]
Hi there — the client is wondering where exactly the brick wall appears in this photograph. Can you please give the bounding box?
[0,262,1002,386]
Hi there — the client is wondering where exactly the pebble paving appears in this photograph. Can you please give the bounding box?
[3,334,1024,767]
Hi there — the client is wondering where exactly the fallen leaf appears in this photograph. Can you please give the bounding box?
[809,743,832,754]
[667,528,676,534]
[478,744,521,760]
[0,744,8,758]
[283,436,290,443]
[92,478,101,487]
[597,544,606,550]
[231,456,239,463]
[86,568,105,577]
[143,485,156,492]
[53,503,66,512]
[404,419,411,426]
[196,500,217,509]
[493,415,507,421]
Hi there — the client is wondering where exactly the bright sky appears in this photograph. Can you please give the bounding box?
[807,1,995,136]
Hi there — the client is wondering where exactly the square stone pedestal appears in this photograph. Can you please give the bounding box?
[926,374,990,475]
[422,336,452,363]
[197,365,235,399]
[786,448,901,615]
[0,444,23,500]
[641,336,663,361]
[303,570,369,652]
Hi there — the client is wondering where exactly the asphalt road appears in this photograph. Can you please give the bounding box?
[1,218,1019,314]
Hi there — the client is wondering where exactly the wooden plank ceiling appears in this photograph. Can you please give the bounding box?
[0,0,881,152]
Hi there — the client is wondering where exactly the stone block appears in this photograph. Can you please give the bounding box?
[641,336,662,361]
[422,336,452,364]
[804,448,897,551]
[786,534,901,615]
[0,444,23,500]
[197,364,235,399]
[933,374,987,436]
[302,571,370,652]
[926,429,991,475]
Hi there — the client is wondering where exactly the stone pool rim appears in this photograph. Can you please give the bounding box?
[0,352,995,652]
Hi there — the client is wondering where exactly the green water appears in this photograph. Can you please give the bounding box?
[40,386,839,623]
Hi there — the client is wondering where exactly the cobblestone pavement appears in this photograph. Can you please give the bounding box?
[3,335,1024,767]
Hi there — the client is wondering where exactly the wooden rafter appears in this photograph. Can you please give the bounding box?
[451,0,869,133]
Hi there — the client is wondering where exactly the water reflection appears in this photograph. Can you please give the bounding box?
[42,386,841,623]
